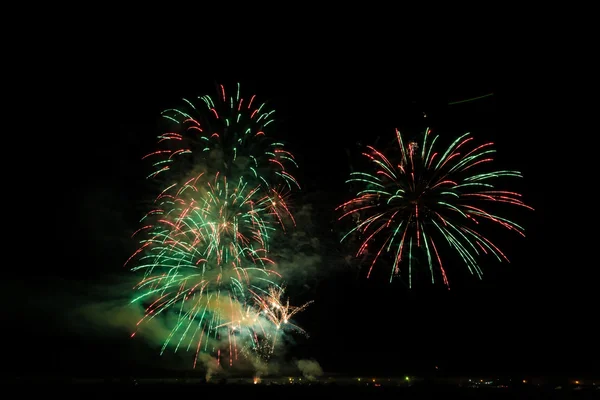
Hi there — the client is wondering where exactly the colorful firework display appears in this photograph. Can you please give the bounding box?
[126,83,533,372]
[337,128,533,288]
[126,84,309,368]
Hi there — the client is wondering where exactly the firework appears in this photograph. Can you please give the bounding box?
[218,285,313,360]
[128,172,295,273]
[337,128,533,288]
[251,285,313,334]
[143,82,300,192]
[127,84,305,368]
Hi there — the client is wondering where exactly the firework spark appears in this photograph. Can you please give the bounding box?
[217,285,313,360]
[251,286,313,334]
[337,128,533,288]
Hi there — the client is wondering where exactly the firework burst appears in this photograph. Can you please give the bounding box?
[251,285,313,335]
[337,128,533,288]
[143,82,300,192]
[217,285,314,361]
[127,84,306,368]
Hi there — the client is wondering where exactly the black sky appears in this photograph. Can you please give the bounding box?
[10,51,593,380]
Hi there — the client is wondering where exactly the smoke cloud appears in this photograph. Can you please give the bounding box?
[295,359,324,381]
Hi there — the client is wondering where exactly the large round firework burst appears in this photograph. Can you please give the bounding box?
[337,128,533,288]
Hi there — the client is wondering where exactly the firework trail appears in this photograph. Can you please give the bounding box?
[337,128,533,288]
[127,84,307,368]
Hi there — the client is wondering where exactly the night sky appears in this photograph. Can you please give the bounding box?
[10,56,593,380]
